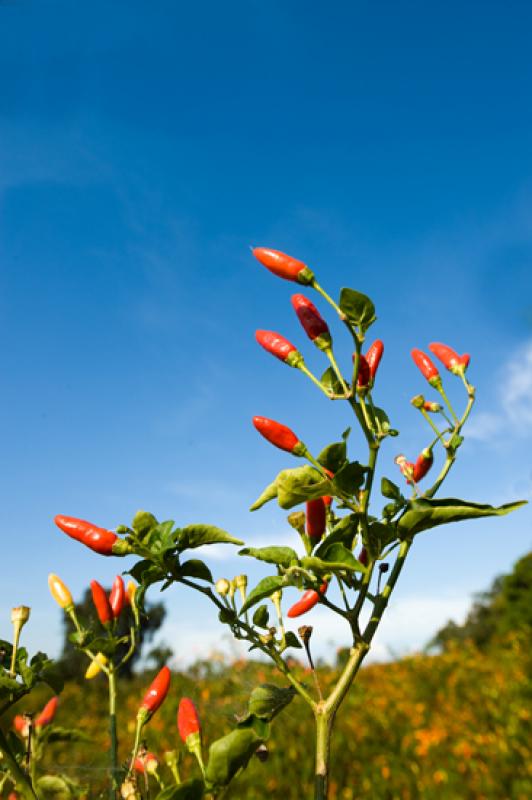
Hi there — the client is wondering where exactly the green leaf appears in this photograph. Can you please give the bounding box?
[205,729,262,791]
[180,524,243,549]
[36,776,71,800]
[252,605,270,629]
[283,631,303,650]
[276,466,331,509]
[179,560,213,583]
[132,510,159,538]
[317,441,347,472]
[381,478,404,502]
[318,542,366,572]
[41,727,91,744]
[365,521,396,558]
[239,546,299,569]
[219,608,236,624]
[127,560,166,586]
[320,366,345,395]
[372,406,396,435]
[339,287,376,331]
[249,479,278,512]
[397,498,527,538]
[239,576,287,615]
[315,515,358,556]
[155,782,205,800]
[333,461,367,496]
[247,684,296,721]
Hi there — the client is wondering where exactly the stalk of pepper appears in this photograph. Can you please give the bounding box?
[252,247,314,285]
[306,499,326,541]
[252,416,307,456]
[90,580,113,627]
[365,340,384,383]
[411,349,440,387]
[54,515,131,556]
[429,342,470,375]
[48,574,74,610]
[287,583,328,618]
[109,575,125,619]
[413,448,433,482]
[291,294,331,350]
[255,330,303,367]
[35,697,58,729]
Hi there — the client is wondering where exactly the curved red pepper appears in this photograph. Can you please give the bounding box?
[252,416,303,454]
[177,697,201,742]
[356,354,371,387]
[109,575,125,619]
[429,342,470,374]
[35,696,58,729]
[252,247,314,284]
[411,349,440,384]
[255,330,300,364]
[306,498,326,541]
[54,515,121,556]
[365,340,384,382]
[91,580,113,627]
[287,583,327,618]
[291,294,330,344]
[140,666,171,719]
[413,448,433,482]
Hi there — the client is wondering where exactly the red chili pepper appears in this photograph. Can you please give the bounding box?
[411,349,440,386]
[291,294,331,347]
[394,455,415,485]
[134,752,158,774]
[109,575,125,619]
[459,354,470,368]
[356,354,371,387]
[322,468,334,507]
[413,448,433,483]
[54,515,129,556]
[306,498,326,541]
[358,547,368,567]
[35,697,58,729]
[365,340,384,382]
[429,342,470,375]
[139,666,171,720]
[177,697,201,742]
[90,580,113,627]
[252,416,305,455]
[13,715,29,736]
[252,247,314,284]
[423,401,442,413]
[255,330,301,366]
[287,583,327,618]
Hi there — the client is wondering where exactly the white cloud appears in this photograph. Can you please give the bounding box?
[467,339,532,441]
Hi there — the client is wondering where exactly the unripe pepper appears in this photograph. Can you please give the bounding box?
[255,330,302,367]
[429,342,470,375]
[306,498,326,541]
[48,573,73,610]
[252,416,306,456]
[287,583,327,618]
[109,575,125,619]
[35,696,58,729]
[413,447,433,482]
[365,340,384,383]
[54,515,130,556]
[291,294,331,349]
[252,247,314,284]
[90,580,113,627]
[138,666,171,722]
[411,349,440,386]
[85,652,108,680]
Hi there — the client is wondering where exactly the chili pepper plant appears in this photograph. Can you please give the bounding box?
[47,247,525,800]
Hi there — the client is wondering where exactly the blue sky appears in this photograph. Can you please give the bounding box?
[1,0,531,667]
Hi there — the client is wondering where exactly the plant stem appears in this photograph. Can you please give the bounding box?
[314,710,332,800]
[108,664,118,798]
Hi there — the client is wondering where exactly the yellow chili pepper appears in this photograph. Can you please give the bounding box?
[85,652,108,680]
[48,574,74,610]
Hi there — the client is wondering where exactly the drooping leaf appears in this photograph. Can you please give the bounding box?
[364,521,397,558]
[339,288,376,331]
[205,729,262,791]
[317,441,347,472]
[155,781,205,800]
[302,543,365,574]
[239,576,287,615]
[239,546,299,569]
[179,560,213,583]
[41,727,91,744]
[381,477,403,501]
[333,461,367,496]
[132,510,159,538]
[252,605,270,628]
[249,479,278,512]
[276,466,332,509]
[179,525,243,549]
[320,366,345,395]
[372,407,398,436]
[397,498,527,538]
[283,631,303,650]
[127,560,166,586]
[247,684,296,721]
